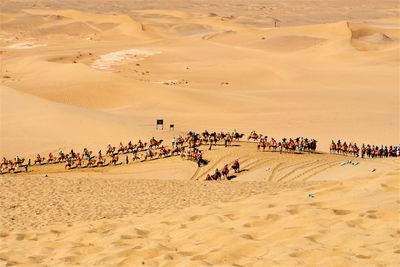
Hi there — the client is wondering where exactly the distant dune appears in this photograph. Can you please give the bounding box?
[0,1,399,266]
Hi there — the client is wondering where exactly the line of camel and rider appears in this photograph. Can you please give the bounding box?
[2,130,397,174]
[0,131,244,174]
[330,140,399,158]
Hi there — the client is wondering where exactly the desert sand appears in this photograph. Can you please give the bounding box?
[0,0,399,266]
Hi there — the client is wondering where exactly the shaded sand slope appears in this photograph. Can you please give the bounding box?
[0,85,158,157]
[1,147,399,266]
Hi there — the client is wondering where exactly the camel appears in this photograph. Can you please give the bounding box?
[106,146,116,156]
[205,172,222,181]
[34,155,45,165]
[86,158,96,168]
[176,137,185,147]
[202,130,210,139]
[217,132,226,141]
[96,158,106,167]
[257,140,267,151]
[143,149,156,160]
[188,139,198,148]
[117,142,125,154]
[149,138,163,149]
[57,152,66,162]
[75,157,82,168]
[302,139,317,153]
[69,150,78,160]
[65,160,73,169]
[1,157,8,168]
[268,139,278,152]
[231,132,244,141]
[14,157,25,166]
[170,146,182,156]
[221,164,229,179]
[232,160,240,173]
[136,140,147,151]
[330,142,336,153]
[47,153,55,164]
[7,163,17,173]
[125,141,134,152]
[248,132,260,141]
[132,150,141,161]
[158,146,170,158]
[110,155,119,165]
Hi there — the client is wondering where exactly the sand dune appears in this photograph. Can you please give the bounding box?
[0,1,399,266]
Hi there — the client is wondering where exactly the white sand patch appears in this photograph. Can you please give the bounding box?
[92,49,161,70]
[7,42,47,49]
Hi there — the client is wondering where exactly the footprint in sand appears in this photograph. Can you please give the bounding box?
[286,205,299,215]
[304,234,321,243]
[189,215,204,221]
[240,233,255,240]
[265,214,281,222]
[355,254,371,259]
[120,234,135,239]
[332,209,352,215]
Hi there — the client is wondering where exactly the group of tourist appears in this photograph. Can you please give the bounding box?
[330,140,400,158]
[205,159,240,181]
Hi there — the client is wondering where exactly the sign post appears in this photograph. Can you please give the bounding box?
[156,119,164,130]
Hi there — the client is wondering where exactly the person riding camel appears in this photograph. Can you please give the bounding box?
[232,159,240,173]
[197,151,205,167]
[222,164,229,178]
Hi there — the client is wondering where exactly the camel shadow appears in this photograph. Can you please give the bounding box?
[227,175,237,180]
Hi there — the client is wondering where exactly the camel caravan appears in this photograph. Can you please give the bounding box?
[257,136,317,154]
[249,131,318,154]
[330,140,400,158]
[0,130,244,174]
[1,130,398,175]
